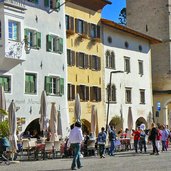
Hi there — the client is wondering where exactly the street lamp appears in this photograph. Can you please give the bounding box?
[106,70,124,131]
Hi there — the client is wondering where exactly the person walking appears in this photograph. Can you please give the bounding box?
[161,125,169,152]
[139,129,147,153]
[108,125,116,156]
[132,126,140,153]
[148,123,159,155]
[97,127,106,158]
[68,121,84,170]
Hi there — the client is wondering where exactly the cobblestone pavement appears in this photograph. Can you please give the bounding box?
[1,149,171,171]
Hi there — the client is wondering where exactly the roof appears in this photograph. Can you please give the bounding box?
[67,0,112,11]
[101,18,162,44]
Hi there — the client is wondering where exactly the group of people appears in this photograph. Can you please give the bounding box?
[132,122,171,155]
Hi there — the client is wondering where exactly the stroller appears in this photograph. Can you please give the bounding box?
[0,137,10,165]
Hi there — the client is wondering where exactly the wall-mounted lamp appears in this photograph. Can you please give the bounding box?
[40,61,43,69]
[62,64,64,71]
[35,15,38,23]
[29,106,32,114]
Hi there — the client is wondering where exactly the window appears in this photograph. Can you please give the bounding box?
[125,88,132,103]
[138,60,144,75]
[0,21,1,38]
[106,84,116,102]
[77,85,89,101]
[75,19,87,35]
[106,50,115,69]
[0,76,11,93]
[47,34,63,54]
[124,57,130,73]
[76,52,88,69]
[67,49,75,66]
[25,29,41,49]
[140,89,145,104]
[8,21,19,41]
[65,15,74,32]
[68,84,75,100]
[45,76,64,96]
[90,86,101,102]
[27,0,38,3]
[90,24,100,39]
[90,55,101,71]
[50,0,60,11]
[25,73,37,94]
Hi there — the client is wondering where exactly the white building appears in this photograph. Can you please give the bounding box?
[101,19,161,130]
[0,0,69,137]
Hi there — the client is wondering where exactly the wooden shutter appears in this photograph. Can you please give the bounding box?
[76,52,79,67]
[97,25,100,38]
[45,76,52,94]
[97,57,101,71]
[36,32,41,49]
[44,0,49,7]
[76,85,80,94]
[3,77,9,92]
[86,86,89,101]
[85,54,88,69]
[70,16,74,31]
[47,35,52,51]
[60,78,64,95]
[89,55,92,69]
[72,85,75,100]
[83,21,87,35]
[29,75,35,93]
[24,29,29,46]
[72,51,75,66]
[75,18,78,33]
[34,0,38,4]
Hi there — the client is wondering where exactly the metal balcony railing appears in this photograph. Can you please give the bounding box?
[0,0,26,9]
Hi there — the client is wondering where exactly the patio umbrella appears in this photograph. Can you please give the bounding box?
[91,105,96,137]
[57,110,62,137]
[74,93,81,122]
[0,85,6,122]
[39,90,47,136]
[8,100,18,154]
[127,106,133,130]
[49,102,58,142]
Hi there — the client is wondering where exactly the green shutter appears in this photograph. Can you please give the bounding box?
[60,78,64,95]
[56,0,60,12]
[44,0,49,7]
[45,76,52,94]
[24,29,29,45]
[25,75,30,93]
[47,35,52,52]
[3,78,9,92]
[58,37,63,54]
[36,32,41,49]
[34,0,38,4]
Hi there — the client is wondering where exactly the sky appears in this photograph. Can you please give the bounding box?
[102,0,126,23]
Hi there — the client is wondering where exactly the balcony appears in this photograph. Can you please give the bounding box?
[0,0,26,10]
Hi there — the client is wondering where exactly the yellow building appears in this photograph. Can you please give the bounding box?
[65,0,111,134]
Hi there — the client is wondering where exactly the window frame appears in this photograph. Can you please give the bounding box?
[68,83,75,101]
[106,84,116,103]
[140,89,145,104]
[125,87,132,104]
[138,60,144,76]
[8,20,19,41]
[124,57,131,73]
[0,75,11,93]
[25,73,37,94]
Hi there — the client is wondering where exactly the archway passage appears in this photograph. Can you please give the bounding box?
[81,119,91,134]
[136,117,147,129]
[24,118,40,135]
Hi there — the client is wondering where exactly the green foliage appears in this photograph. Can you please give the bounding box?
[110,115,123,127]
[0,108,8,115]
[118,7,127,25]
[0,120,9,138]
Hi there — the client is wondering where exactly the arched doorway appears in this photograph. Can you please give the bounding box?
[25,118,40,135]
[81,119,90,134]
[136,117,147,128]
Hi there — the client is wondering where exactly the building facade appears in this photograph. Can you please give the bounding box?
[101,19,161,130]
[0,0,69,137]
[65,0,111,134]
[126,0,170,126]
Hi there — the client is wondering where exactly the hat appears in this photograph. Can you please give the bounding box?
[75,121,82,128]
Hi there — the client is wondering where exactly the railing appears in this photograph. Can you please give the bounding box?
[0,0,25,8]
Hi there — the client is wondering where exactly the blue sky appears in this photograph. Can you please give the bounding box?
[102,0,126,23]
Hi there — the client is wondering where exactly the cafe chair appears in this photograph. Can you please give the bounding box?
[43,141,54,160]
[54,141,61,158]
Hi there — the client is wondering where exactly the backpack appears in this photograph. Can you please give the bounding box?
[109,131,116,141]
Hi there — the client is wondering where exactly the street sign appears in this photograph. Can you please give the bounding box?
[156,111,159,117]
[157,102,161,111]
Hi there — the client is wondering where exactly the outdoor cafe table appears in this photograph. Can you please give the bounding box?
[119,138,131,150]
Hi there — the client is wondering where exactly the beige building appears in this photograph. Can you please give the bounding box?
[65,0,111,134]
[126,0,169,125]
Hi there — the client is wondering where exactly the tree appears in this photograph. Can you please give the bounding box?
[118,7,127,25]
[110,115,123,128]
